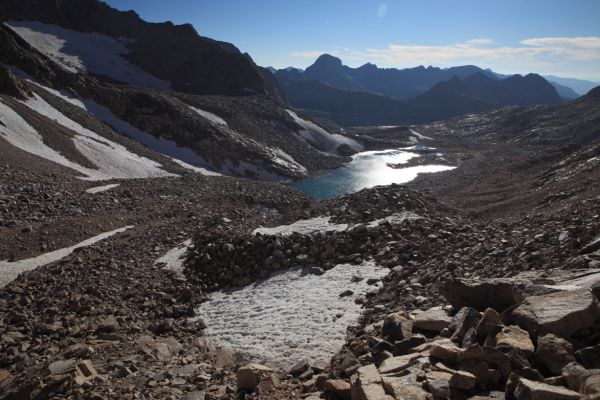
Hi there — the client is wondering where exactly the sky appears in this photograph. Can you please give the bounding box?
[104,0,600,81]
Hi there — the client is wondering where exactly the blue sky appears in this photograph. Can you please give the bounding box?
[104,0,600,80]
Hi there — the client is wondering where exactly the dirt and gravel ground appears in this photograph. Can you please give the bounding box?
[1,94,599,399]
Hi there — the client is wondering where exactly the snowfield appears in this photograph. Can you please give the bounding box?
[286,109,363,155]
[20,94,174,180]
[0,226,133,288]
[7,21,170,89]
[195,262,389,370]
[253,216,348,236]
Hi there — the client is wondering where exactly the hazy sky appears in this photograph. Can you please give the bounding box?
[104,0,600,81]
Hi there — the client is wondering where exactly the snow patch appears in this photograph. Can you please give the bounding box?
[253,212,421,236]
[0,100,99,178]
[189,106,228,126]
[409,129,433,141]
[253,216,348,236]
[155,240,192,275]
[0,226,133,288]
[195,262,389,370]
[20,94,174,180]
[286,109,363,155]
[7,21,170,89]
[85,183,120,194]
[75,99,221,176]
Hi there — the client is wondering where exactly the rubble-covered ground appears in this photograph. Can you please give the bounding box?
[1,90,600,399]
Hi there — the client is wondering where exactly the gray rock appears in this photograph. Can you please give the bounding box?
[511,289,600,338]
[513,376,581,400]
[442,278,523,312]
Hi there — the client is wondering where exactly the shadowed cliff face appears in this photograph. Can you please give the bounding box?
[0,0,277,98]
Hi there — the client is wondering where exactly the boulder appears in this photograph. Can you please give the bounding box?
[426,371,452,399]
[429,339,461,363]
[511,289,600,338]
[442,278,523,312]
[413,307,452,332]
[450,307,481,345]
[236,363,278,392]
[476,308,503,337]
[495,326,534,357]
[534,334,576,375]
[513,377,581,400]
[449,370,477,390]
[350,364,389,400]
[575,344,600,369]
[395,334,426,355]
[381,375,429,400]
[324,379,351,400]
[74,360,97,386]
[378,353,422,375]
[382,311,413,341]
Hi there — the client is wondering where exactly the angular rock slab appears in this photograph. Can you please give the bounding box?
[442,278,523,312]
[511,289,600,338]
[513,377,581,400]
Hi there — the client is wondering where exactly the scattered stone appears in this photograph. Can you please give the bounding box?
[382,310,413,341]
[449,370,477,390]
[324,379,351,400]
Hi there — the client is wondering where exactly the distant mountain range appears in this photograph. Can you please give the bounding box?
[275,54,571,126]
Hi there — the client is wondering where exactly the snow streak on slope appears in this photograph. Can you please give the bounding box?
[78,99,221,176]
[189,106,228,126]
[286,109,363,155]
[0,226,132,288]
[22,94,174,180]
[253,216,348,236]
[196,262,389,370]
[0,100,100,177]
[85,184,120,194]
[7,21,170,89]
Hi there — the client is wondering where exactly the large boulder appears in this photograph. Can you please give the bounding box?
[381,310,413,342]
[511,289,600,338]
[350,364,390,400]
[236,363,278,392]
[442,278,523,312]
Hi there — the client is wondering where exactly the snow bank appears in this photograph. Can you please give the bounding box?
[20,94,175,180]
[0,100,99,178]
[189,106,228,126]
[253,212,421,236]
[195,262,389,370]
[286,110,363,155]
[7,21,170,89]
[85,183,120,194]
[155,239,192,275]
[0,226,133,288]
[253,216,348,236]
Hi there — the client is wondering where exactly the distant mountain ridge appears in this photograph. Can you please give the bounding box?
[279,57,564,126]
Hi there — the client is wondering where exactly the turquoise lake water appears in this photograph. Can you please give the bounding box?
[291,148,455,200]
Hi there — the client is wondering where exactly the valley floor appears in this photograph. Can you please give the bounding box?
[1,115,599,400]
